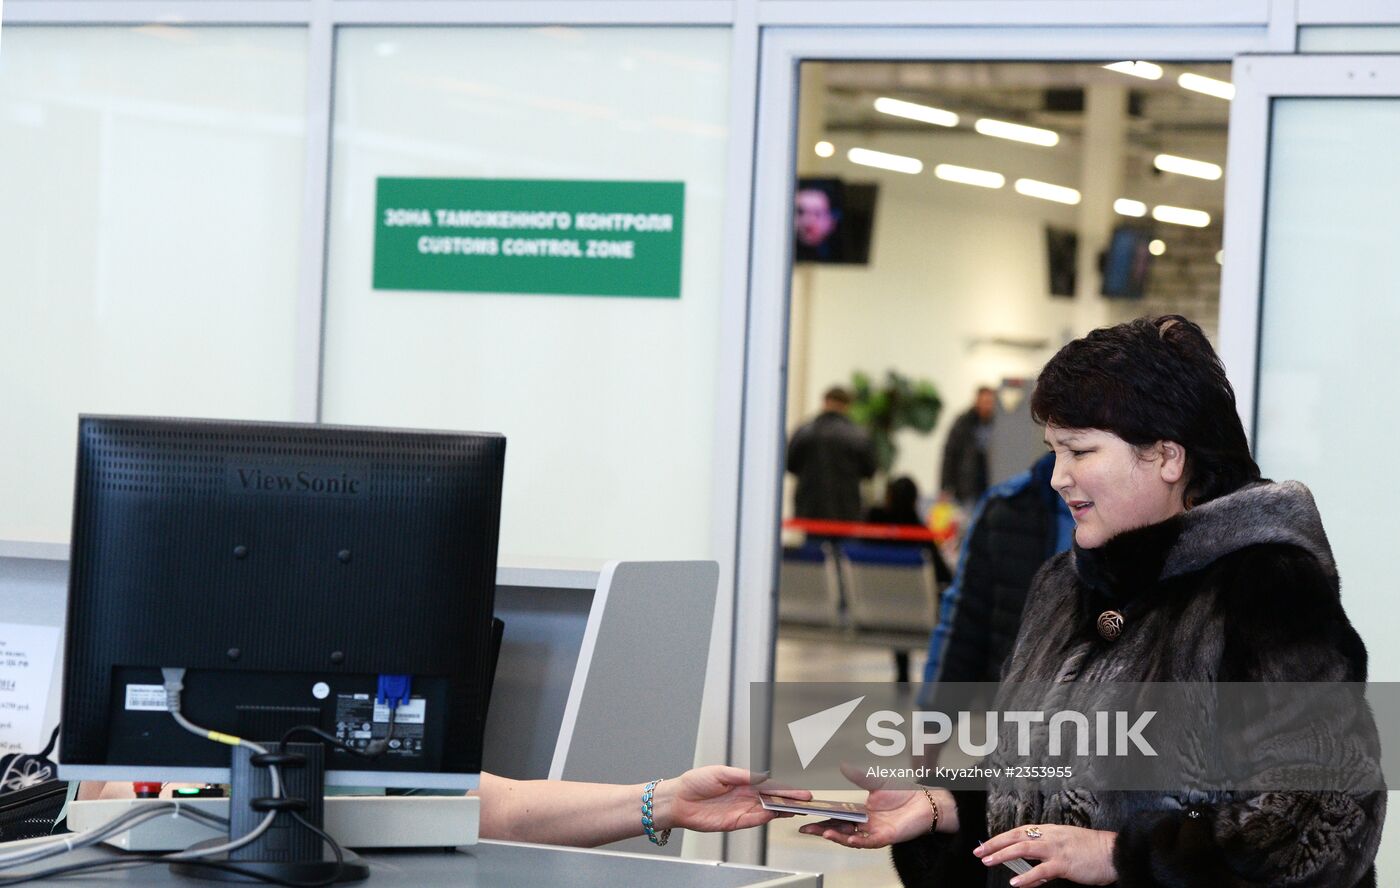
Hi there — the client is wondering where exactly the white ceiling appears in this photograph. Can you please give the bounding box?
[813,60,1232,211]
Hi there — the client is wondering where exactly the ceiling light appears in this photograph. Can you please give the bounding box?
[873,97,959,128]
[847,147,923,175]
[1154,153,1223,181]
[1152,205,1211,228]
[1149,239,1167,256]
[1114,198,1148,217]
[1014,178,1081,205]
[1103,61,1163,81]
[1216,250,1224,265]
[814,141,835,158]
[974,118,1059,147]
[934,163,1005,189]
[1178,72,1235,101]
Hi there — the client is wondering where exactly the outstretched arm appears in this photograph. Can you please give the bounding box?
[476,765,812,847]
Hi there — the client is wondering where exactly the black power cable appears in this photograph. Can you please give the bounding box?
[280,706,398,759]
[254,703,400,882]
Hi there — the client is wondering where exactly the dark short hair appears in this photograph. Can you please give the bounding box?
[823,386,852,406]
[886,475,919,511]
[1030,315,1260,507]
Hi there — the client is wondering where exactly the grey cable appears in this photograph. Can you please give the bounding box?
[159,668,281,860]
[0,801,229,870]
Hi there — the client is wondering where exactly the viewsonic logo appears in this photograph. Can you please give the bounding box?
[787,696,864,769]
[228,465,366,497]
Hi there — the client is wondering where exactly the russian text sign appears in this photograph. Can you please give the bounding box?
[373,177,685,298]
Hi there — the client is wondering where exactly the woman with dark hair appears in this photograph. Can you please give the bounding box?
[800,316,1384,886]
[868,476,923,527]
[865,476,952,585]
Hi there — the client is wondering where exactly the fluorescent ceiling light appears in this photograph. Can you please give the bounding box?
[814,140,835,158]
[847,147,923,175]
[934,163,1005,189]
[1014,178,1081,205]
[873,96,959,128]
[1148,239,1167,256]
[1103,61,1163,81]
[1114,198,1148,217]
[974,118,1059,147]
[1178,72,1235,101]
[1154,153,1223,181]
[1152,205,1211,228]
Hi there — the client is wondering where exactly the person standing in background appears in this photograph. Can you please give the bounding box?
[787,386,877,521]
[939,387,997,508]
[918,452,1072,731]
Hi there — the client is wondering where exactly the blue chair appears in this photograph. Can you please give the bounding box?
[836,541,937,632]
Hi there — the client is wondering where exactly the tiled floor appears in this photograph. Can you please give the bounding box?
[766,635,927,888]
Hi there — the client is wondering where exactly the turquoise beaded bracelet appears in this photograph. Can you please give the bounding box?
[641,779,671,846]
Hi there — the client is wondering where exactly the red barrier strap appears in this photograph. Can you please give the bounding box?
[783,518,937,542]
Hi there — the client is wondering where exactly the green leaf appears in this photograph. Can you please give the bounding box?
[847,369,943,469]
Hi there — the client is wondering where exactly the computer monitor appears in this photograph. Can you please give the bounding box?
[1101,225,1153,299]
[59,416,505,792]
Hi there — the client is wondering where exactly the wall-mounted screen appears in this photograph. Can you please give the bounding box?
[794,177,878,265]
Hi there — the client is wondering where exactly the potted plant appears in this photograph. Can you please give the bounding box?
[848,370,943,475]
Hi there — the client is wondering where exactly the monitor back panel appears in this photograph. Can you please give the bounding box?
[62,416,504,779]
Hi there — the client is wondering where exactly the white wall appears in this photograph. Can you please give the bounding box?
[321,28,732,565]
[0,27,308,543]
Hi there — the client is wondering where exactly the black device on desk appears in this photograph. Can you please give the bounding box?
[58,416,506,883]
[171,786,226,799]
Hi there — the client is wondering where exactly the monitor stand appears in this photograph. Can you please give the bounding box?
[169,742,369,883]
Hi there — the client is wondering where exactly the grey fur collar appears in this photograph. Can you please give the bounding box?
[1162,480,1336,581]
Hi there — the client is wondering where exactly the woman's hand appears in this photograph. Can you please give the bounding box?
[975,823,1117,886]
[797,767,955,851]
[655,766,812,833]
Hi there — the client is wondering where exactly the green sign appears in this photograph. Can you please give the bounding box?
[373,177,685,298]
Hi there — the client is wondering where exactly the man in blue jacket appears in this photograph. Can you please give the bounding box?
[919,452,1073,708]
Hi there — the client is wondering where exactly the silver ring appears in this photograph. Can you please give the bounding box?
[1025,826,1043,839]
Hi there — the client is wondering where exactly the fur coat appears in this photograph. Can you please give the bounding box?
[892,480,1384,887]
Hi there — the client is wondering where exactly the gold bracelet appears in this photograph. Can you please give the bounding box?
[920,787,940,834]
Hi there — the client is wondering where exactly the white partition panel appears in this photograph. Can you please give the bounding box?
[0,27,309,543]
[1256,96,1400,680]
[321,27,731,562]
[1221,55,1400,881]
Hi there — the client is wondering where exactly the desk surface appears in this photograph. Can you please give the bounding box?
[3,839,821,887]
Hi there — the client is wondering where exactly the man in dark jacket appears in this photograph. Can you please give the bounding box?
[939,387,997,506]
[786,386,877,521]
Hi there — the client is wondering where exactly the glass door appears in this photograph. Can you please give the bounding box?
[1222,54,1400,679]
[1220,56,1400,878]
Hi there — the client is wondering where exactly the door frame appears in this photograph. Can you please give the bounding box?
[730,22,1282,864]
[1219,54,1400,444]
